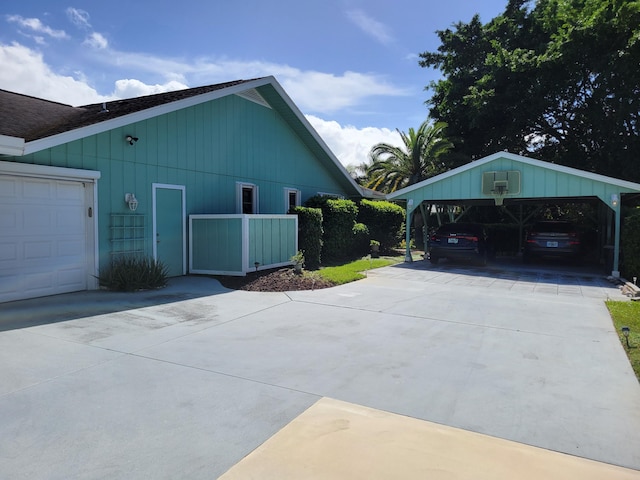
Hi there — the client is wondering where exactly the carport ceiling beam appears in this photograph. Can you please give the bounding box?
[500,206,520,224]
[455,206,472,223]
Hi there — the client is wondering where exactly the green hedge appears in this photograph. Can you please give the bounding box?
[357,199,405,253]
[290,206,323,270]
[305,196,358,262]
[622,208,640,279]
[352,222,370,257]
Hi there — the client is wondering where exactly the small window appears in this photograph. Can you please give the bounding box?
[236,182,258,214]
[284,188,301,212]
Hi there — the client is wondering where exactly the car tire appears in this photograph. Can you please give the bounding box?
[430,255,439,265]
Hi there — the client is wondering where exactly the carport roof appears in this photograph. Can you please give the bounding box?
[386,151,640,207]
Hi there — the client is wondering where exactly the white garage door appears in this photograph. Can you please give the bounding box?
[0,174,90,303]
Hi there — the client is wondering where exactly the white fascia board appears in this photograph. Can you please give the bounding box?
[0,159,100,181]
[387,151,640,199]
[22,78,276,156]
[265,77,364,197]
[0,135,25,156]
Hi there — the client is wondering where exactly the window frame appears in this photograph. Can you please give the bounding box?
[284,187,301,212]
[236,182,259,214]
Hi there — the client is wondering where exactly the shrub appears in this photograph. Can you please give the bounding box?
[305,196,358,263]
[357,199,405,253]
[98,256,168,291]
[290,206,323,270]
[351,222,370,257]
[622,208,640,279]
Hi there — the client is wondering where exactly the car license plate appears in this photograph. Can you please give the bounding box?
[546,241,558,247]
[448,238,459,244]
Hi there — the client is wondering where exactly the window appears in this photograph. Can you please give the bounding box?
[236,182,259,214]
[284,188,301,212]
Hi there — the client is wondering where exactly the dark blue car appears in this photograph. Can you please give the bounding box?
[428,223,490,266]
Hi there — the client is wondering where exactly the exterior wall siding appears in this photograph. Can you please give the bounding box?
[189,214,297,276]
[247,216,297,269]
[401,156,636,208]
[5,94,350,271]
[190,216,244,275]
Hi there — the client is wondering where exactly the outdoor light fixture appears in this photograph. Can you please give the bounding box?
[125,193,139,211]
[622,326,630,349]
[611,193,619,207]
[125,135,139,145]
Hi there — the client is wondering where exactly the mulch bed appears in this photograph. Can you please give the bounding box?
[214,267,334,292]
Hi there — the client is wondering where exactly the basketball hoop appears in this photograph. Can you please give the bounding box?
[491,185,508,205]
[482,171,520,206]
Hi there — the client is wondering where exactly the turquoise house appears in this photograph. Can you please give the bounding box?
[0,77,363,302]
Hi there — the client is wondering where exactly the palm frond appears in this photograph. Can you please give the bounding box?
[365,119,453,193]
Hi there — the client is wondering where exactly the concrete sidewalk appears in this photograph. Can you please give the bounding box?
[0,267,638,479]
[220,398,640,480]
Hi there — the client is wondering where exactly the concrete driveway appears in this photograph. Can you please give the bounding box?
[0,261,639,479]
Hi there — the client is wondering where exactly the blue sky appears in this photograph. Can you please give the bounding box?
[1,0,508,168]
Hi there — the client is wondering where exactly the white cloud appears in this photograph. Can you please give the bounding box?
[0,42,109,105]
[306,115,402,168]
[113,78,189,98]
[281,70,405,114]
[66,8,91,29]
[346,9,394,45]
[6,15,68,39]
[89,51,409,115]
[0,41,405,164]
[84,32,108,49]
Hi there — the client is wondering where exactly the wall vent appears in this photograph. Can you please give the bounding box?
[235,89,271,109]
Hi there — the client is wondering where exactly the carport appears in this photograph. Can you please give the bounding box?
[387,152,640,277]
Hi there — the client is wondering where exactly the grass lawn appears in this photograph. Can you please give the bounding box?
[606,300,640,382]
[316,255,404,285]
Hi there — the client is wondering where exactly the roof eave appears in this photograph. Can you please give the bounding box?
[22,77,274,156]
[17,76,363,198]
[0,135,25,156]
[261,79,363,197]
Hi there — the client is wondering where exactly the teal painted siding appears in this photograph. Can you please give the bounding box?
[189,214,297,276]
[190,216,243,274]
[400,155,638,209]
[7,93,351,271]
[248,216,297,269]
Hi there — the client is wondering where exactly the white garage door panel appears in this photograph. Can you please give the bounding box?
[0,175,89,303]
[24,241,52,259]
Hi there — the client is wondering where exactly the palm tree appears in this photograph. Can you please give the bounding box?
[365,121,452,193]
[345,161,370,185]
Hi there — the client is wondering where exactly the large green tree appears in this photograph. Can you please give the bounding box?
[419,0,640,182]
[365,120,453,193]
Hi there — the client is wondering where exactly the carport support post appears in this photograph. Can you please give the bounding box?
[405,199,414,262]
[613,198,621,278]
